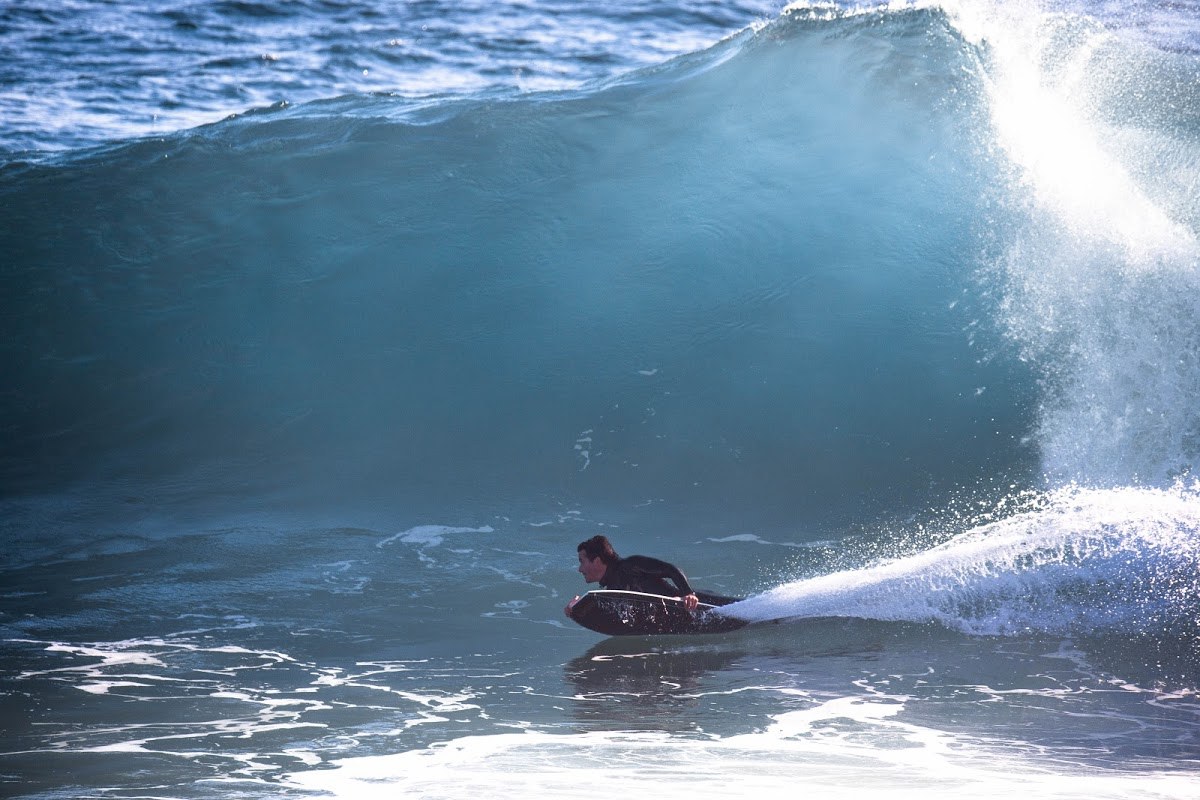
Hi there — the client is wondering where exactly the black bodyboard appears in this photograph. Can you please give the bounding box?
[568,589,747,636]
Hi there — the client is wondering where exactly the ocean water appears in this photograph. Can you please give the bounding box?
[2,0,1200,797]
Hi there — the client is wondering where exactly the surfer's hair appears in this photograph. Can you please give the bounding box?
[577,535,619,565]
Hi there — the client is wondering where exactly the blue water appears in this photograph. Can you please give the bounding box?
[3,1,1200,798]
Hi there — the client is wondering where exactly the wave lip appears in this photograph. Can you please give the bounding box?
[0,0,782,157]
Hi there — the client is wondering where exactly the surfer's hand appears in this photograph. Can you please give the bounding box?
[564,596,580,617]
[683,593,699,611]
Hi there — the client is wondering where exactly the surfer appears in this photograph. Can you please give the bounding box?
[564,534,700,617]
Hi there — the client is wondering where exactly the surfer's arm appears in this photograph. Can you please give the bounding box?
[625,555,700,609]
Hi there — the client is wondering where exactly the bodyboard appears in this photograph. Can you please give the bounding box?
[568,589,747,636]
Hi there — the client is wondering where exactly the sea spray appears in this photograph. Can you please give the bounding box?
[722,484,1200,638]
[949,0,1200,486]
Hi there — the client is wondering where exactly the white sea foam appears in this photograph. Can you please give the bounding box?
[722,484,1200,636]
[376,525,495,549]
[708,533,834,548]
[77,680,153,694]
[286,693,1196,799]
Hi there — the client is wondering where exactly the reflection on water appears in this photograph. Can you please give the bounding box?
[558,617,1200,773]
[564,639,745,730]
[561,618,892,732]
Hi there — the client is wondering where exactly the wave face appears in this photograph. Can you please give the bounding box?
[2,6,1047,531]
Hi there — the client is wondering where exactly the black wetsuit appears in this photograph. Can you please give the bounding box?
[599,555,694,598]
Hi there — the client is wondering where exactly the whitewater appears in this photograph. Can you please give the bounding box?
[3,1,1200,798]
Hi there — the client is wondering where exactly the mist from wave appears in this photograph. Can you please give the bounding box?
[954,0,1200,488]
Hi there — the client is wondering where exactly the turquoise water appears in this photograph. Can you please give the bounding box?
[2,1,1200,797]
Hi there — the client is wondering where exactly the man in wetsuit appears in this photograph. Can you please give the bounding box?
[563,534,700,617]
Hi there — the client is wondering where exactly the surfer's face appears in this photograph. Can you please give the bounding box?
[577,550,607,583]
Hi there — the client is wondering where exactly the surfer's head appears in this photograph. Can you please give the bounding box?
[576,535,617,583]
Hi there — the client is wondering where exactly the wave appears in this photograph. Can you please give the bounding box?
[0,5,1013,522]
[1,3,1198,529]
